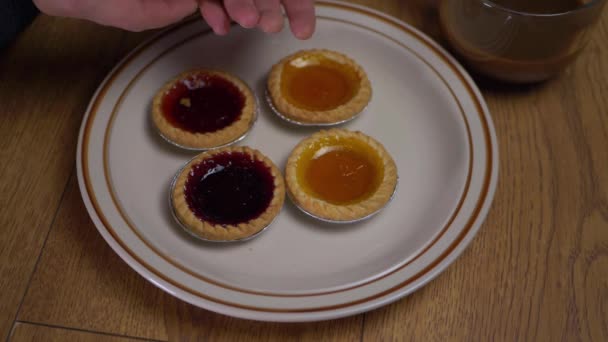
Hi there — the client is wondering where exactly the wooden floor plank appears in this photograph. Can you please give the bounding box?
[17,178,169,341]
[6,1,608,341]
[18,177,364,341]
[0,15,151,341]
[361,6,608,342]
[10,322,155,342]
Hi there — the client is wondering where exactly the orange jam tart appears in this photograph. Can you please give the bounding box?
[152,69,256,150]
[172,146,285,241]
[286,129,397,222]
[268,50,372,125]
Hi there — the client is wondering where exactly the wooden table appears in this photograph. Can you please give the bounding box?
[1,1,607,341]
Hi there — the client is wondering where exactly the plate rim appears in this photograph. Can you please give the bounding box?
[76,0,499,322]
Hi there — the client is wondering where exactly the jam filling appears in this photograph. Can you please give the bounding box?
[162,73,245,134]
[297,137,383,205]
[184,152,275,225]
[281,55,360,111]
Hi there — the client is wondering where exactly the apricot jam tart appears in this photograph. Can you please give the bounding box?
[267,49,372,125]
[286,129,397,222]
[172,146,285,241]
[152,69,256,150]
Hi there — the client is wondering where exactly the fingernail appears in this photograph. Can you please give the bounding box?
[295,28,313,40]
[214,25,229,35]
[239,15,259,28]
[259,14,284,33]
[237,6,260,29]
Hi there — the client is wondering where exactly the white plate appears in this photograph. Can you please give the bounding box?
[77,1,498,322]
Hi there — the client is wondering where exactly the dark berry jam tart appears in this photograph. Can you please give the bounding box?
[153,69,256,150]
[171,146,285,241]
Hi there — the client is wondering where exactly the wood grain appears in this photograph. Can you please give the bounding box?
[2,0,607,341]
[0,15,150,341]
[362,3,608,342]
[10,322,151,342]
[18,178,169,341]
[164,300,362,341]
[18,178,363,341]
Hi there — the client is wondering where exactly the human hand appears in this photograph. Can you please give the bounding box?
[33,0,199,32]
[199,0,316,39]
[33,0,316,39]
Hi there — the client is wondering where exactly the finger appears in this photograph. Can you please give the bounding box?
[126,0,198,30]
[224,0,259,28]
[199,0,231,35]
[254,0,283,33]
[36,0,199,32]
[281,0,315,39]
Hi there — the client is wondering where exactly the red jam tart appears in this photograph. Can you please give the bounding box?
[171,146,285,241]
[153,69,256,150]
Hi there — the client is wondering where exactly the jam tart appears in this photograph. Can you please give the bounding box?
[171,146,285,241]
[153,69,256,150]
[267,49,372,125]
[286,129,397,222]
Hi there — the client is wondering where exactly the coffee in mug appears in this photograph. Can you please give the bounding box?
[439,0,606,83]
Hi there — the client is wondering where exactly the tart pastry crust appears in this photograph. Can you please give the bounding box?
[153,69,256,150]
[172,146,285,241]
[267,49,372,125]
[286,129,397,222]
